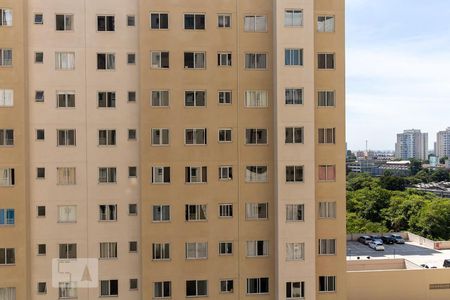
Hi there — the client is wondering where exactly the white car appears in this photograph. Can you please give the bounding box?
[368,241,385,251]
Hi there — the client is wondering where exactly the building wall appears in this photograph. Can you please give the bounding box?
[27,0,139,298]
[0,0,29,298]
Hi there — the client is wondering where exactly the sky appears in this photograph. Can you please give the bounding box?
[346,0,450,151]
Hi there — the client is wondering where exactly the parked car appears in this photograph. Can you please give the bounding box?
[368,241,385,251]
[391,234,405,244]
[358,235,372,245]
[443,259,450,268]
[381,234,396,244]
[370,235,384,244]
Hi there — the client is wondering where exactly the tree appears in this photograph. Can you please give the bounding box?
[347,187,391,223]
[347,212,388,234]
[415,199,450,240]
[430,169,450,182]
[409,159,422,175]
[439,156,448,164]
[347,172,378,192]
[379,175,407,191]
[414,169,431,183]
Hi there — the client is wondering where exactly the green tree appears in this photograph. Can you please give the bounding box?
[347,212,388,234]
[347,187,391,222]
[379,175,407,191]
[409,159,422,175]
[414,169,431,183]
[430,169,450,182]
[347,172,378,192]
[415,199,450,240]
[439,156,448,164]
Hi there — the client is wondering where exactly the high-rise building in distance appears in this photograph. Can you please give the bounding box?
[436,127,450,159]
[395,129,428,161]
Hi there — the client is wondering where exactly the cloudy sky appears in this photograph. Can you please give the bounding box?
[346,0,450,151]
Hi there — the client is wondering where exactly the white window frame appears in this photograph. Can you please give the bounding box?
[245,90,268,107]
[286,242,305,261]
[55,14,73,31]
[58,205,77,223]
[55,52,74,70]
[56,167,76,185]
[219,166,232,181]
[317,16,335,32]
[99,242,118,259]
[152,166,170,184]
[246,278,269,294]
[0,48,12,67]
[318,90,336,107]
[152,128,169,145]
[98,167,117,183]
[151,90,169,107]
[154,281,171,298]
[185,204,207,221]
[0,9,13,26]
[286,281,305,299]
[184,90,206,107]
[284,9,303,27]
[184,51,206,69]
[319,202,336,219]
[319,239,336,255]
[0,89,13,107]
[217,14,231,28]
[286,204,304,221]
[153,205,170,222]
[246,240,268,257]
[99,204,117,221]
[244,15,267,32]
[218,204,233,218]
[245,203,268,220]
[152,243,170,260]
[151,51,169,69]
[185,242,208,259]
[245,165,268,182]
[218,90,232,104]
[218,128,232,143]
[217,52,232,66]
[97,53,115,70]
[319,276,336,292]
[318,128,336,144]
[185,128,207,145]
[244,53,267,69]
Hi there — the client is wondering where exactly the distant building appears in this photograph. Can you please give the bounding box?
[395,129,428,161]
[436,127,450,159]
[379,160,411,176]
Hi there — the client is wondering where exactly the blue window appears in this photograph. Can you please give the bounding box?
[0,209,15,225]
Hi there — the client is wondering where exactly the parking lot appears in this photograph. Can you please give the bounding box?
[347,241,450,268]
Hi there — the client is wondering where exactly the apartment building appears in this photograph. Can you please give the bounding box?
[395,129,428,161]
[436,127,450,159]
[0,0,345,299]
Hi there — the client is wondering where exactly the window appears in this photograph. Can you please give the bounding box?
[153,205,170,222]
[185,90,206,107]
[58,205,76,223]
[100,280,118,296]
[59,244,77,259]
[185,129,207,145]
[245,166,267,182]
[150,13,168,29]
[286,243,304,260]
[97,91,116,108]
[219,166,232,180]
[286,282,305,299]
[220,280,234,293]
[152,166,170,183]
[97,15,115,31]
[0,129,13,146]
[186,280,208,297]
[218,14,231,28]
[57,129,76,146]
[0,288,15,299]
[128,167,137,178]
[184,52,206,69]
[286,204,304,221]
[246,240,268,257]
[0,209,14,225]
[286,166,303,182]
[35,90,44,102]
[184,14,205,30]
[0,248,14,265]
[318,16,335,32]
[185,166,207,183]
[0,9,12,26]
[218,52,232,66]
[245,53,267,69]
[57,167,76,185]
[99,205,117,221]
[285,10,303,27]
[152,90,169,106]
[245,90,268,107]
[128,129,137,140]
[219,204,233,218]
[55,14,73,31]
[130,279,138,290]
[128,91,136,102]
[185,204,207,221]
[37,206,46,217]
[35,52,44,63]
[127,15,135,27]
[247,278,269,294]
[319,239,336,255]
[128,203,137,215]
[37,244,46,255]
[319,276,336,292]
[151,51,169,69]
[97,53,115,70]
[245,203,268,220]
[318,91,335,107]
[218,129,232,143]
[34,13,43,24]
[55,52,75,70]
[98,167,117,183]
[57,91,75,108]
[98,130,116,146]
[318,53,335,69]
[0,89,13,107]
[318,128,336,144]
[285,49,303,66]
[154,281,171,298]
[152,128,169,145]
[219,242,232,255]
[152,243,170,260]
[100,242,117,259]
[127,53,136,64]
[285,127,303,144]
[218,91,231,104]
[0,168,14,186]
[285,88,303,105]
[319,165,336,181]
[319,202,336,218]
[245,129,267,145]
[244,16,266,32]
[36,167,45,179]
[129,241,138,252]
[0,49,12,66]
[38,282,47,294]
[58,282,77,299]
[186,242,207,259]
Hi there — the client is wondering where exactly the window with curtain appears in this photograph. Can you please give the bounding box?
[284,10,303,27]
[319,239,336,255]
[58,206,76,223]
[319,202,336,218]
[59,282,77,298]
[318,90,335,107]
[57,167,76,185]
[244,16,266,32]
[55,52,75,70]
[245,203,268,220]
[246,240,268,257]
[151,90,169,106]
[185,242,208,259]
[0,129,14,146]
[0,9,13,26]
[245,166,267,182]
[244,90,268,107]
[153,205,170,222]
[286,204,304,221]
[245,53,267,69]
[0,287,15,299]
[286,282,305,299]
[0,48,12,66]
[100,242,117,259]
[0,168,14,186]
[0,208,14,225]
[319,165,336,181]
[185,204,207,220]
[154,281,171,298]
[317,16,335,32]
[285,88,303,105]
[286,242,304,260]
[152,243,170,260]
[0,89,13,107]
[318,128,336,144]
[57,91,75,108]
[152,166,170,183]
[99,204,117,221]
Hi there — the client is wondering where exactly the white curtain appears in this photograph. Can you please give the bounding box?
[59,206,76,222]
[325,16,335,32]
[0,287,15,300]
[246,241,256,256]
[244,16,254,32]
[255,16,266,32]
[0,90,13,106]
